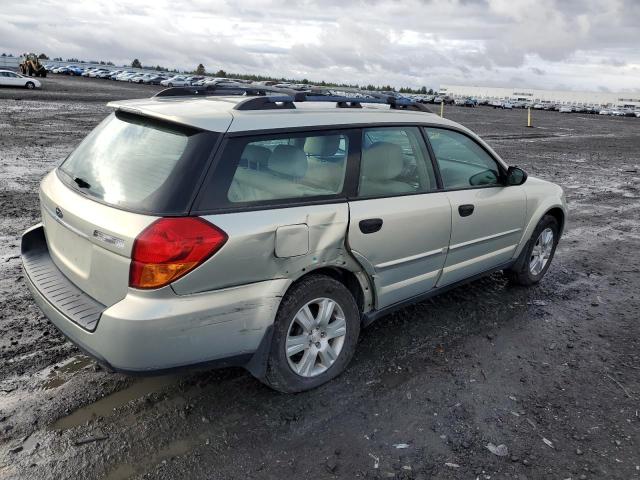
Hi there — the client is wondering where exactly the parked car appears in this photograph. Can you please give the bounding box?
[501,101,514,109]
[463,98,477,107]
[0,69,41,89]
[95,70,115,79]
[433,95,453,105]
[21,89,567,392]
[558,105,573,113]
[116,72,138,82]
[598,109,611,115]
[160,75,192,87]
[89,69,110,78]
[129,73,152,83]
[107,70,125,80]
[193,77,240,88]
[143,75,168,85]
[62,65,84,76]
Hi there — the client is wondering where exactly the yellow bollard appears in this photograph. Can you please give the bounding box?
[440,100,444,118]
[527,107,532,127]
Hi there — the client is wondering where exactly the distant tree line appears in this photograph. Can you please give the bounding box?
[3,52,435,94]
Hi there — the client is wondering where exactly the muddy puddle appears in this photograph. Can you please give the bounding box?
[51,375,177,430]
[43,355,94,389]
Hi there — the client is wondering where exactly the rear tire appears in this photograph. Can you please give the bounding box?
[262,275,360,393]
[506,215,559,286]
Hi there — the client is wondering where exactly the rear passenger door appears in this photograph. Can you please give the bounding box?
[424,128,526,287]
[347,127,452,309]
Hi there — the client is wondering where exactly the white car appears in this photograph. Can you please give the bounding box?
[116,73,138,82]
[598,109,611,115]
[0,70,41,89]
[89,69,109,78]
[160,76,191,87]
[558,105,573,113]
[82,68,98,77]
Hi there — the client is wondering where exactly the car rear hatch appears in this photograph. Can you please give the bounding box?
[34,110,226,310]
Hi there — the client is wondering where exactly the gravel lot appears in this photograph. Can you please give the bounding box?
[1,75,639,480]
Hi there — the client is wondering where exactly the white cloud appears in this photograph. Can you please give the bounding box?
[0,0,638,91]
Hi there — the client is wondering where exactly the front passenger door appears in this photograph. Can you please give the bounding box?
[425,128,526,287]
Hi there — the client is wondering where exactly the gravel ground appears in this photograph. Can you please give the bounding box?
[1,75,639,480]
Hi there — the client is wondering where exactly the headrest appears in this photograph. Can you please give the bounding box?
[268,145,308,178]
[241,144,270,169]
[304,135,341,157]
[361,142,404,181]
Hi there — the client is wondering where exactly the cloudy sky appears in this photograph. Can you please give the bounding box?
[1,0,639,92]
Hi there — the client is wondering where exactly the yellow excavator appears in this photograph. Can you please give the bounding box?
[19,53,47,77]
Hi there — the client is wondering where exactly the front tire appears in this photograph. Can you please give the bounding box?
[506,215,559,286]
[25,81,35,90]
[262,275,360,393]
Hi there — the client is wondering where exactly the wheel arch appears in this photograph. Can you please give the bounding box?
[287,266,373,315]
[245,266,371,381]
[545,207,565,236]
[514,200,567,260]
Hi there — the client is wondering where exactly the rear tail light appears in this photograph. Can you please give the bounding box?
[129,217,227,289]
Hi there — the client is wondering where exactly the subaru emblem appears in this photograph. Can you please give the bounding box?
[55,207,63,219]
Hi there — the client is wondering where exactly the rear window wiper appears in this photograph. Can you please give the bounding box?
[74,177,91,189]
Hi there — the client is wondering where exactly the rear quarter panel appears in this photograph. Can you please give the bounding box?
[171,203,362,295]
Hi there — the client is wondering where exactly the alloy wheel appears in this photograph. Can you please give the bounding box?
[529,227,554,276]
[286,298,347,377]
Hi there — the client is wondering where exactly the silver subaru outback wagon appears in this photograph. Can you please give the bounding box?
[21,87,567,392]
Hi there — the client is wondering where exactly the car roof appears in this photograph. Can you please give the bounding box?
[108,95,465,134]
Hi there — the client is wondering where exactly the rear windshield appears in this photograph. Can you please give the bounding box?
[58,112,219,215]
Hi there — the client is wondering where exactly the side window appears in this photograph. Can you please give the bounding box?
[358,127,436,197]
[225,131,349,203]
[425,128,502,189]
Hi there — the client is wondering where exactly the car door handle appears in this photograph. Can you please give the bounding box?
[458,204,475,217]
[359,218,383,234]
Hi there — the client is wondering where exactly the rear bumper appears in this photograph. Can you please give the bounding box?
[22,224,288,372]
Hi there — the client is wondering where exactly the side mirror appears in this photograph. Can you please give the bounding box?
[506,166,527,186]
[469,169,500,186]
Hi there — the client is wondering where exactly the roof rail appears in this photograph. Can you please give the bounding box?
[153,84,432,113]
[154,84,305,99]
